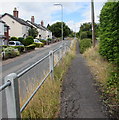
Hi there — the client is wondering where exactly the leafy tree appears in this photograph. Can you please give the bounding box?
[28,27,38,39]
[77,22,99,40]
[48,22,72,38]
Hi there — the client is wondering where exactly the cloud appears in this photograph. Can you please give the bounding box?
[0,1,107,32]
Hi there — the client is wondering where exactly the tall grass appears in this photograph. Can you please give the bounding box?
[21,40,76,118]
[83,45,119,118]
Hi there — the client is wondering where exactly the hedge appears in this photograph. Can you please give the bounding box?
[99,2,119,66]
[33,42,44,48]
[79,38,92,54]
[25,44,36,51]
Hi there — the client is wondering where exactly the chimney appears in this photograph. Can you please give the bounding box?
[41,20,44,26]
[31,16,35,23]
[13,7,18,18]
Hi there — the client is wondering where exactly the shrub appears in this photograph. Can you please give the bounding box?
[18,37,24,44]
[99,2,119,66]
[24,36,34,46]
[40,40,47,45]
[3,47,20,59]
[80,31,88,40]
[33,42,44,48]
[10,37,18,41]
[12,46,25,53]
[25,44,36,51]
[79,38,92,54]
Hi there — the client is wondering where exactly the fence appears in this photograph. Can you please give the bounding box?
[0,41,74,118]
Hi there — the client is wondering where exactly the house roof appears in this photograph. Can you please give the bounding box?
[0,19,9,27]
[27,20,45,31]
[1,13,31,27]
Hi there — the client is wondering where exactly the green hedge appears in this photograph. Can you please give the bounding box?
[25,44,36,51]
[2,47,20,59]
[11,46,25,53]
[79,38,92,54]
[33,42,44,48]
[23,36,34,46]
[99,2,119,66]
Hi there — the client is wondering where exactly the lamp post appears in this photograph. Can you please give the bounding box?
[54,3,63,43]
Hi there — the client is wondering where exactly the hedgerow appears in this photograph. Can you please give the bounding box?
[99,2,119,66]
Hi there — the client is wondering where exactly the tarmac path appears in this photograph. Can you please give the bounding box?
[60,41,108,118]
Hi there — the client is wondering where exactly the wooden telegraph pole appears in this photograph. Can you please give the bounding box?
[91,0,96,47]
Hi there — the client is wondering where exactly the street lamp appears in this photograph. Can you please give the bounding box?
[54,3,63,42]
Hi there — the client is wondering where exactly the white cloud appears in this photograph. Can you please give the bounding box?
[0,1,107,32]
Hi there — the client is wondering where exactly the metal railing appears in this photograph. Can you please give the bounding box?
[0,41,73,118]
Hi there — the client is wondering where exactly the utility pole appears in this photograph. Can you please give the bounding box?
[91,0,96,47]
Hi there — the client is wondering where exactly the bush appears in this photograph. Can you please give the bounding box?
[24,36,34,46]
[33,42,44,48]
[2,47,20,59]
[80,31,88,40]
[12,46,25,53]
[99,2,119,66]
[79,38,92,54]
[18,37,24,44]
[10,37,18,41]
[25,44,36,51]
[40,40,47,45]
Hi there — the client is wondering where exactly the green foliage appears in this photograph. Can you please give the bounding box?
[11,46,25,53]
[99,2,119,65]
[25,44,36,51]
[40,40,47,45]
[33,42,44,48]
[3,47,20,59]
[24,36,34,46]
[18,37,24,44]
[48,22,72,38]
[28,27,38,38]
[79,38,92,54]
[77,22,99,40]
[80,31,88,39]
[10,37,18,41]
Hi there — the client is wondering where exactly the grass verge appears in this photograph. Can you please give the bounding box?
[83,45,119,119]
[21,40,76,118]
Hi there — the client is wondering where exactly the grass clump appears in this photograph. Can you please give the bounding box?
[21,40,76,119]
[83,45,119,118]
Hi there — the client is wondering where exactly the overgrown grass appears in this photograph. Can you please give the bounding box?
[83,45,119,118]
[21,40,76,118]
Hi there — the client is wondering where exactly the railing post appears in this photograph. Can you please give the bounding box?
[59,45,62,60]
[4,73,21,118]
[49,51,54,79]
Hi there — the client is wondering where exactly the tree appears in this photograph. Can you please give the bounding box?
[28,27,38,39]
[48,22,72,38]
[77,22,99,40]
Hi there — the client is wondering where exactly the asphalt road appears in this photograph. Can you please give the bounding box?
[0,40,71,118]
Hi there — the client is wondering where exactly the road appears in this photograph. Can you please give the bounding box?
[0,40,71,118]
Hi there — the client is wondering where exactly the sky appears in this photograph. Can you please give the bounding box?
[0,0,108,32]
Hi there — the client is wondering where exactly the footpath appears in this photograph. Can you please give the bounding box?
[60,41,108,118]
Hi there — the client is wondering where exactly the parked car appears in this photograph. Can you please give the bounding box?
[8,41,24,46]
[34,39,43,44]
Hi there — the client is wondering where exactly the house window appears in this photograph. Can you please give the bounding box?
[4,27,7,32]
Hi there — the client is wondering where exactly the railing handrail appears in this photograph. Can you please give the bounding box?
[0,81,11,92]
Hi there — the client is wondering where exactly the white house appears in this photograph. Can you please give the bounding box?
[0,20,9,45]
[1,8,31,38]
[27,18,52,40]
[26,16,46,39]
